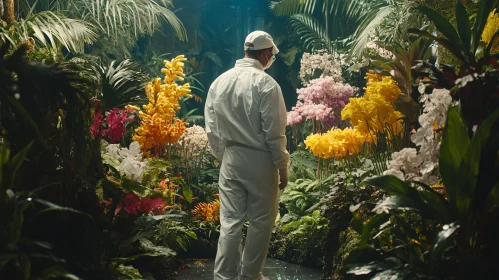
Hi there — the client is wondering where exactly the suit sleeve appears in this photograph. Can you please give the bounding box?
[204,87,225,161]
[259,84,290,169]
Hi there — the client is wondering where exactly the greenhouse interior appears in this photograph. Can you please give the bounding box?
[1,0,499,279]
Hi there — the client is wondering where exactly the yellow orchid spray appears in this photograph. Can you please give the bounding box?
[482,9,499,54]
[127,55,192,157]
[341,71,404,141]
[363,70,401,104]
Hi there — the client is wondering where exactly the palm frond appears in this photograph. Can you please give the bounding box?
[28,11,97,53]
[1,11,97,55]
[288,14,333,52]
[270,0,317,16]
[271,0,370,18]
[70,56,149,109]
[101,59,150,109]
[75,0,187,41]
[349,5,393,59]
[0,26,16,46]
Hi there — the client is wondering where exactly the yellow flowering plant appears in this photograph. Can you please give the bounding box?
[363,70,401,104]
[482,8,499,54]
[127,55,192,157]
[304,128,365,160]
[341,71,404,141]
[303,71,406,177]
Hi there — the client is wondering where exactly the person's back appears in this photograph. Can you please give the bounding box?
[205,31,290,280]
[206,58,284,156]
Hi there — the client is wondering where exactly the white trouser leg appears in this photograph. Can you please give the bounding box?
[214,172,247,280]
[213,146,279,280]
[239,166,278,280]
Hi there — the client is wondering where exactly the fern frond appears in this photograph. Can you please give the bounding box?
[288,14,333,52]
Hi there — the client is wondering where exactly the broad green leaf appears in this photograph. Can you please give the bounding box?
[472,0,499,52]
[122,177,149,197]
[292,154,318,170]
[41,266,82,280]
[6,142,34,188]
[372,268,408,280]
[170,177,192,203]
[34,199,93,220]
[455,1,471,54]
[372,196,419,214]
[350,215,364,235]
[6,95,46,148]
[363,175,412,196]
[0,142,9,192]
[408,29,466,64]
[359,213,389,248]
[134,210,188,227]
[10,201,31,244]
[134,214,170,228]
[114,264,142,280]
[346,263,379,276]
[418,190,453,223]
[417,6,464,55]
[20,256,31,280]
[440,106,471,214]
[139,238,176,257]
[469,109,499,211]
[184,230,197,240]
[485,181,499,210]
[204,51,223,68]
[301,216,315,223]
[432,223,459,258]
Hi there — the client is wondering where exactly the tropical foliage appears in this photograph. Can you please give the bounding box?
[2,0,499,279]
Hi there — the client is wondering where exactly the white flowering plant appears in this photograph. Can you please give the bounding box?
[299,50,345,86]
[383,87,454,185]
[102,141,148,184]
[100,140,192,203]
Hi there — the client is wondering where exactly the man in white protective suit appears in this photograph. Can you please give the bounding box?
[204,30,290,280]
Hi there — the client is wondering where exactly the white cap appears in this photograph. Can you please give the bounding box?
[244,31,279,55]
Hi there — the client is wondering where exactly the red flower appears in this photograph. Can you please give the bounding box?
[91,108,104,138]
[140,197,166,215]
[101,108,135,143]
[123,193,141,215]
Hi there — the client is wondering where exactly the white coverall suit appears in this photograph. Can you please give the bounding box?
[205,58,290,280]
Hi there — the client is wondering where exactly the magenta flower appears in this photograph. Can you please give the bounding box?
[91,108,104,138]
[101,108,136,143]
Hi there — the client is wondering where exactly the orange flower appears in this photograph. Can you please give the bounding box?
[127,55,192,157]
[192,199,220,223]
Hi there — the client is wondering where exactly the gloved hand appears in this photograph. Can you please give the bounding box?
[278,167,288,190]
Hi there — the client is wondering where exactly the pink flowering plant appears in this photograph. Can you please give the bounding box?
[287,76,357,140]
[91,104,137,143]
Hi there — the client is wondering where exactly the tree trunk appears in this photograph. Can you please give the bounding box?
[2,0,14,23]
